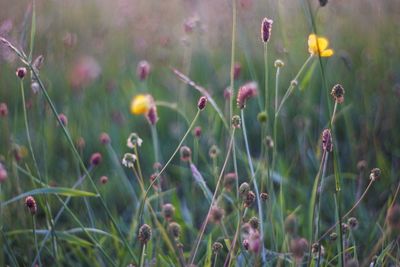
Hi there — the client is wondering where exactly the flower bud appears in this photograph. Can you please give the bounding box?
[197,96,208,110]
[138,224,152,244]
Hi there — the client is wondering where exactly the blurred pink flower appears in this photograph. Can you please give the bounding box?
[69,56,101,89]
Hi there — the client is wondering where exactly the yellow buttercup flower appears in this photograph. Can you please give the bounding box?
[308,34,334,57]
[130,94,152,115]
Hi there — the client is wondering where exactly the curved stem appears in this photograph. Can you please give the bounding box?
[229,0,237,122]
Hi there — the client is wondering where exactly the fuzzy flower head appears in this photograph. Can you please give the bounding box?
[237,82,258,109]
[127,133,143,149]
[25,196,37,215]
[308,34,334,57]
[321,129,333,152]
[122,153,137,168]
[136,60,151,81]
[261,18,273,43]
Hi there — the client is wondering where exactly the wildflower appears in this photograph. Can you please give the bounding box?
[90,152,102,166]
[290,80,298,87]
[16,67,27,79]
[100,176,108,184]
[25,196,37,215]
[248,229,261,253]
[31,82,40,94]
[290,237,308,261]
[122,153,136,168]
[261,18,273,43]
[231,115,241,128]
[244,191,256,207]
[180,146,192,162]
[341,223,349,235]
[168,222,181,239]
[138,224,152,244]
[237,82,258,109]
[223,172,237,191]
[69,56,101,88]
[329,232,338,241]
[99,132,111,145]
[249,217,259,230]
[136,60,151,81]
[149,173,160,190]
[209,145,220,159]
[321,129,333,152]
[197,96,208,110]
[193,126,202,138]
[58,113,68,127]
[239,182,250,198]
[209,206,225,224]
[260,192,269,201]
[127,133,143,149]
[146,105,158,125]
[257,111,267,123]
[274,59,284,68]
[162,203,175,221]
[348,217,359,229]
[369,168,381,181]
[311,243,325,258]
[242,239,250,250]
[386,204,400,231]
[308,34,334,57]
[0,164,8,183]
[331,84,345,103]
[234,63,241,80]
[0,102,8,117]
[212,242,223,254]
[264,136,274,149]
[153,162,162,171]
[356,160,367,172]
[284,214,298,235]
[130,94,153,115]
[223,87,232,100]
[76,137,85,150]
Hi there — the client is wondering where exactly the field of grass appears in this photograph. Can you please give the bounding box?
[0,0,400,266]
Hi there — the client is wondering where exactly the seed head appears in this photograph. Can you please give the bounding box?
[122,153,136,168]
[231,115,241,128]
[264,136,274,149]
[0,164,8,183]
[234,63,241,80]
[212,242,223,254]
[249,216,259,230]
[0,103,8,117]
[16,67,27,79]
[162,203,175,221]
[386,204,400,231]
[25,196,37,215]
[244,191,256,207]
[341,223,349,235]
[284,214,298,235]
[58,113,68,127]
[311,243,320,258]
[257,111,267,123]
[260,192,269,201]
[321,129,333,152]
[290,237,308,260]
[197,96,208,110]
[99,132,111,145]
[239,182,250,198]
[348,217,359,229]
[223,172,237,191]
[209,145,220,159]
[168,222,181,239]
[331,84,345,104]
[127,133,143,149]
[329,232,338,241]
[209,206,225,224]
[138,224,152,244]
[180,146,192,162]
[90,152,102,166]
[274,59,284,68]
[369,168,381,181]
[193,126,202,138]
[100,176,108,184]
[319,0,328,7]
[145,105,159,125]
[290,80,298,87]
[356,160,367,172]
[261,18,273,43]
[237,82,258,109]
[136,60,151,81]
[31,82,40,94]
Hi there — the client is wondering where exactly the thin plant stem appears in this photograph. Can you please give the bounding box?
[213,253,219,267]
[139,244,146,267]
[240,109,266,263]
[189,129,236,265]
[331,101,338,126]
[150,124,160,163]
[229,0,237,122]
[264,43,269,114]
[32,215,42,267]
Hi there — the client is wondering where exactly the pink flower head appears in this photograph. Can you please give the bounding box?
[237,82,258,109]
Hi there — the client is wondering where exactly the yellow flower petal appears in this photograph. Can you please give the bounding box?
[316,37,329,51]
[320,49,334,57]
[130,94,151,115]
[308,34,317,54]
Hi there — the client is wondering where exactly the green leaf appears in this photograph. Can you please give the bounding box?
[1,187,98,207]
[204,235,212,267]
